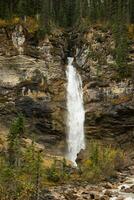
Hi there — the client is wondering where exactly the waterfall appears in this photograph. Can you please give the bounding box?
[66,57,85,166]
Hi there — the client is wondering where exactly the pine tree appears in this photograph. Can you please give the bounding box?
[0,0,132,27]
[112,0,129,78]
[8,115,24,167]
[22,137,43,197]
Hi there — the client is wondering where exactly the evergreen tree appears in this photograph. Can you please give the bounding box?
[0,0,133,26]
[22,139,43,199]
[8,115,24,167]
[112,0,129,77]
[0,118,44,199]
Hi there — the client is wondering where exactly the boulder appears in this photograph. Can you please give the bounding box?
[104,183,113,189]
[104,190,113,197]
[100,195,109,200]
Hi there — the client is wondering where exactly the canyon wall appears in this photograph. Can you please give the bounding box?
[0,25,133,154]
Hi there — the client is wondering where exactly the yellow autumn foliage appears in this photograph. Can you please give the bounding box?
[111,95,131,105]
[0,17,21,28]
[128,24,134,39]
[0,19,7,27]
[9,17,20,25]
[80,141,125,182]
[0,17,39,33]
[23,17,39,33]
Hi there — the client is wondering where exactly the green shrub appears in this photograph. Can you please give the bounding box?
[46,160,61,182]
[46,158,70,183]
[81,141,125,182]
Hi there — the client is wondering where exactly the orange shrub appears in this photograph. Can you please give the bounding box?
[23,17,39,33]
[128,24,134,39]
[0,19,7,27]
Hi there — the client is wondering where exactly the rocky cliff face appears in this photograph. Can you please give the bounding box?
[0,25,68,154]
[72,26,134,148]
[0,24,134,154]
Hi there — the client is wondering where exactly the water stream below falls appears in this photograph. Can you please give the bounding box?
[109,175,134,200]
[66,57,85,166]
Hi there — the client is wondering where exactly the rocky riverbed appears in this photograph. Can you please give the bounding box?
[40,166,134,200]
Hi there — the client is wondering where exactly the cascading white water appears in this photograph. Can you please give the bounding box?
[66,57,85,166]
